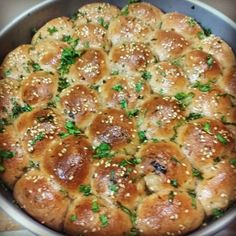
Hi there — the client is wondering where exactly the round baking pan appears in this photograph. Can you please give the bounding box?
[0,0,236,236]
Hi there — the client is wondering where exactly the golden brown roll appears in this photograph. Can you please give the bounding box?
[100,75,151,109]
[162,12,203,40]
[136,191,205,236]
[187,88,234,122]
[88,108,138,154]
[59,83,100,129]
[136,142,195,192]
[68,48,108,85]
[139,96,185,140]
[64,196,132,236]
[183,50,222,83]
[108,15,153,45]
[73,23,109,51]
[149,62,188,96]
[177,118,234,169]
[151,30,190,60]
[0,78,20,119]
[0,126,29,188]
[44,136,93,193]
[14,170,70,231]
[15,108,65,158]
[196,161,236,216]
[74,2,120,26]
[127,2,163,28]
[29,39,68,73]
[91,156,143,208]
[199,35,236,69]
[0,45,33,80]
[20,71,58,107]
[32,17,74,44]
[109,42,153,75]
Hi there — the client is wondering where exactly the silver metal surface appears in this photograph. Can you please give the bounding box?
[0,0,236,235]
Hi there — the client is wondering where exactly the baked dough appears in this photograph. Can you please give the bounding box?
[0,1,235,236]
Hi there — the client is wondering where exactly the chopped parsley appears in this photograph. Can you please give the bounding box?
[120,99,128,109]
[31,132,45,146]
[119,157,141,167]
[59,120,81,138]
[31,62,42,72]
[193,81,212,92]
[118,202,137,224]
[4,69,11,77]
[111,70,119,75]
[170,179,179,188]
[192,167,204,180]
[202,122,212,134]
[79,184,91,196]
[207,54,214,67]
[216,133,228,145]
[186,113,203,121]
[128,0,141,4]
[70,214,77,222]
[47,26,58,35]
[138,130,147,143]
[109,183,119,193]
[229,159,236,166]
[0,149,14,172]
[135,82,143,93]
[127,109,139,118]
[197,28,212,40]
[212,208,224,219]
[99,214,109,227]
[92,200,100,212]
[28,160,40,169]
[59,47,82,76]
[174,92,194,107]
[187,189,197,208]
[12,102,32,119]
[94,142,113,159]
[112,84,123,92]
[58,77,70,92]
[188,17,197,27]
[121,5,129,15]
[141,71,152,80]
[98,17,109,29]
[168,190,175,203]
[62,35,79,48]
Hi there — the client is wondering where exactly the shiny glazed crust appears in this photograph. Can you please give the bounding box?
[0,1,236,236]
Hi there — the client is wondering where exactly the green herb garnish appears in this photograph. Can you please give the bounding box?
[12,102,32,119]
[121,5,129,15]
[47,26,58,35]
[94,142,113,158]
[98,17,109,29]
[187,189,197,208]
[92,200,100,212]
[70,214,77,222]
[118,202,137,224]
[193,81,212,92]
[112,84,123,92]
[31,132,45,146]
[59,120,81,138]
[120,99,128,109]
[135,82,143,93]
[79,184,91,196]
[207,54,214,67]
[203,122,212,134]
[170,179,179,188]
[229,159,236,166]
[212,208,224,219]
[188,17,197,27]
[192,168,204,180]
[31,62,42,72]
[174,92,194,107]
[186,113,203,121]
[141,71,152,80]
[138,130,147,143]
[127,109,139,118]
[216,133,228,145]
[99,214,109,227]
